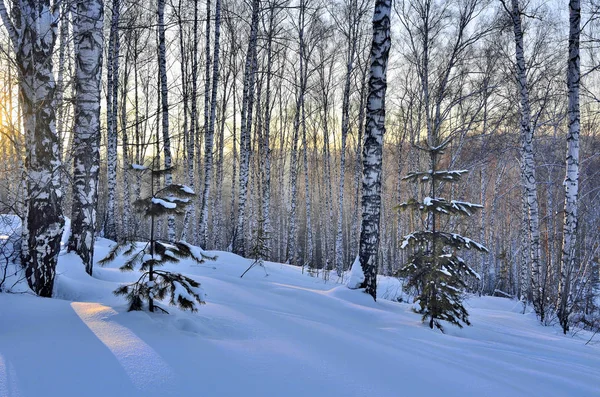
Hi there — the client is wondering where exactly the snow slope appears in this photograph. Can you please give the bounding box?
[1,238,599,397]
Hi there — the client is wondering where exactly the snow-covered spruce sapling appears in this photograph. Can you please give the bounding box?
[99,163,215,313]
[398,139,487,331]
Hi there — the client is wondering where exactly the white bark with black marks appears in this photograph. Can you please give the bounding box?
[233,0,259,256]
[0,0,65,297]
[558,0,581,334]
[104,0,120,242]
[359,0,392,300]
[505,0,544,320]
[158,0,174,241]
[68,0,104,276]
[199,0,222,248]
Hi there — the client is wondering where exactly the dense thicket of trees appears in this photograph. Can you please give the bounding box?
[0,0,599,331]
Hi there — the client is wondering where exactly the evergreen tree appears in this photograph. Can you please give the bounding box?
[399,139,487,331]
[240,217,270,278]
[100,160,215,313]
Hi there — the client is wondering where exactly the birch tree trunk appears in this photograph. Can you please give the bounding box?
[261,3,277,259]
[519,187,530,307]
[198,0,211,245]
[302,95,312,266]
[55,1,69,162]
[183,0,200,240]
[0,0,65,297]
[357,0,392,300]
[68,0,104,276]
[317,53,334,270]
[178,0,191,241]
[233,0,259,257]
[558,0,581,334]
[352,67,367,262]
[335,12,359,276]
[506,0,544,320]
[287,0,306,266]
[229,78,237,249]
[158,0,174,241]
[104,0,119,242]
[213,65,230,249]
[120,47,131,239]
[199,0,222,248]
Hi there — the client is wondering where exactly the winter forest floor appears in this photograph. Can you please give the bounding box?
[1,239,599,397]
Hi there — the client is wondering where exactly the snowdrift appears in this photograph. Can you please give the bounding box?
[1,238,599,396]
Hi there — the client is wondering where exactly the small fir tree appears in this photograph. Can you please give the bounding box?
[398,139,487,331]
[240,216,270,278]
[100,161,215,313]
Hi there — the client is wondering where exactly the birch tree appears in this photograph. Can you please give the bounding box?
[286,0,306,265]
[259,0,285,258]
[233,0,260,256]
[301,18,312,267]
[502,0,544,321]
[199,0,222,248]
[158,0,175,240]
[0,0,65,296]
[557,0,581,334]
[182,0,200,240]
[68,0,104,275]
[104,0,120,241]
[334,0,369,276]
[356,0,392,300]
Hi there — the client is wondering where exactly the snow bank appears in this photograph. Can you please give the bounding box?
[1,241,599,397]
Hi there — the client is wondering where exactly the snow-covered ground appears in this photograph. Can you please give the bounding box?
[1,238,599,396]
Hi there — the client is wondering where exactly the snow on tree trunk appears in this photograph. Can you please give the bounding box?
[507,0,544,320]
[558,0,581,334]
[359,0,392,301]
[158,0,174,241]
[199,0,221,248]
[233,0,259,257]
[0,0,65,297]
[68,0,104,276]
[347,255,365,289]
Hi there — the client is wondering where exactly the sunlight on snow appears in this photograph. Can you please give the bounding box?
[70,302,174,391]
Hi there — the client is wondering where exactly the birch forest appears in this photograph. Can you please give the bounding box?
[0,0,599,333]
